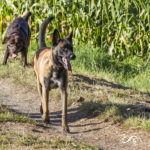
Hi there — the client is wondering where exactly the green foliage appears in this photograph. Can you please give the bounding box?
[0,0,150,59]
[0,42,149,92]
[0,105,36,124]
[72,44,150,92]
[0,131,98,150]
[80,102,150,131]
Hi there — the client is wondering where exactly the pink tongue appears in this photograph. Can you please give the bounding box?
[12,53,18,58]
[62,58,72,72]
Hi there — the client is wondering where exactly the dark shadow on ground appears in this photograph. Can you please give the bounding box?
[2,100,150,134]
[72,74,150,96]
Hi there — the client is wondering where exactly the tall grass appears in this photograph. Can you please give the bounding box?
[0,0,150,60]
[72,45,150,92]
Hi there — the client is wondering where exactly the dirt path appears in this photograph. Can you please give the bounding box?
[0,78,150,150]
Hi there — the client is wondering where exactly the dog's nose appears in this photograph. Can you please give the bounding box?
[70,54,76,60]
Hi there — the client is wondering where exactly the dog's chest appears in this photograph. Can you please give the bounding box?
[49,72,60,88]
[46,68,66,89]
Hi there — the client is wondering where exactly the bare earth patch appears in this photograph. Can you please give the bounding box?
[0,77,150,150]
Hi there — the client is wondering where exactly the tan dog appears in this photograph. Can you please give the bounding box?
[34,17,76,133]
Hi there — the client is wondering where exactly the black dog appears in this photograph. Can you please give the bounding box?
[2,12,31,66]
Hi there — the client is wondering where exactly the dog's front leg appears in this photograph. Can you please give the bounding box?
[61,89,69,133]
[37,79,42,97]
[42,87,49,123]
[2,47,9,65]
[36,79,43,114]
[21,50,28,66]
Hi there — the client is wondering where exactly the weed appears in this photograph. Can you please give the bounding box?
[72,45,150,93]
[0,131,98,150]
[0,43,149,132]
[0,105,36,124]
[18,134,38,146]
[124,117,150,131]
[80,101,150,131]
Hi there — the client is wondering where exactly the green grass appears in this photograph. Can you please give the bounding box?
[0,43,37,89]
[1,0,150,60]
[0,42,150,132]
[0,105,36,124]
[80,101,150,131]
[124,117,150,131]
[0,42,149,93]
[0,131,98,150]
[0,105,98,150]
[72,44,150,93]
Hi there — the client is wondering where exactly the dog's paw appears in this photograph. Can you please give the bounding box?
[43,119,50,124]
[62,126,70,134]
[23,63,28,67]
[2,62,6,65]
[42,115,50,124]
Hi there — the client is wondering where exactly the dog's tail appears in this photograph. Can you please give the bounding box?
[24,12,32,22]
[39,16,54,48]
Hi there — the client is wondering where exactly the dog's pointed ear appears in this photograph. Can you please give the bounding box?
[2,37,10,44]
[66,31,73,43]
[52,29,60,46]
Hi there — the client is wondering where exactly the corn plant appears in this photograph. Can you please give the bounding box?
[0,0,150,60]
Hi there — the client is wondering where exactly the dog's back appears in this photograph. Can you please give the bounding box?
[7,18,29,37]
[7,12,31,39]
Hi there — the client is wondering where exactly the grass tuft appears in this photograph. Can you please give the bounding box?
[72,44,150,93]
[0,131,98,150]
[0,105,36,124]
[80,101,150,131]
[0,43,150,132]
[124,117,150,131]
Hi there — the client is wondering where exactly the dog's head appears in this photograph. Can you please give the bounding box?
[2,34,24,58]
[53,30,76,72]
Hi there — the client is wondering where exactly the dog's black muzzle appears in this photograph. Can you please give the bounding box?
[69,54,76,60]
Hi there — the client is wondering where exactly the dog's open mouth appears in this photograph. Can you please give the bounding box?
[12,53,18,58]
[62,57,72,72]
